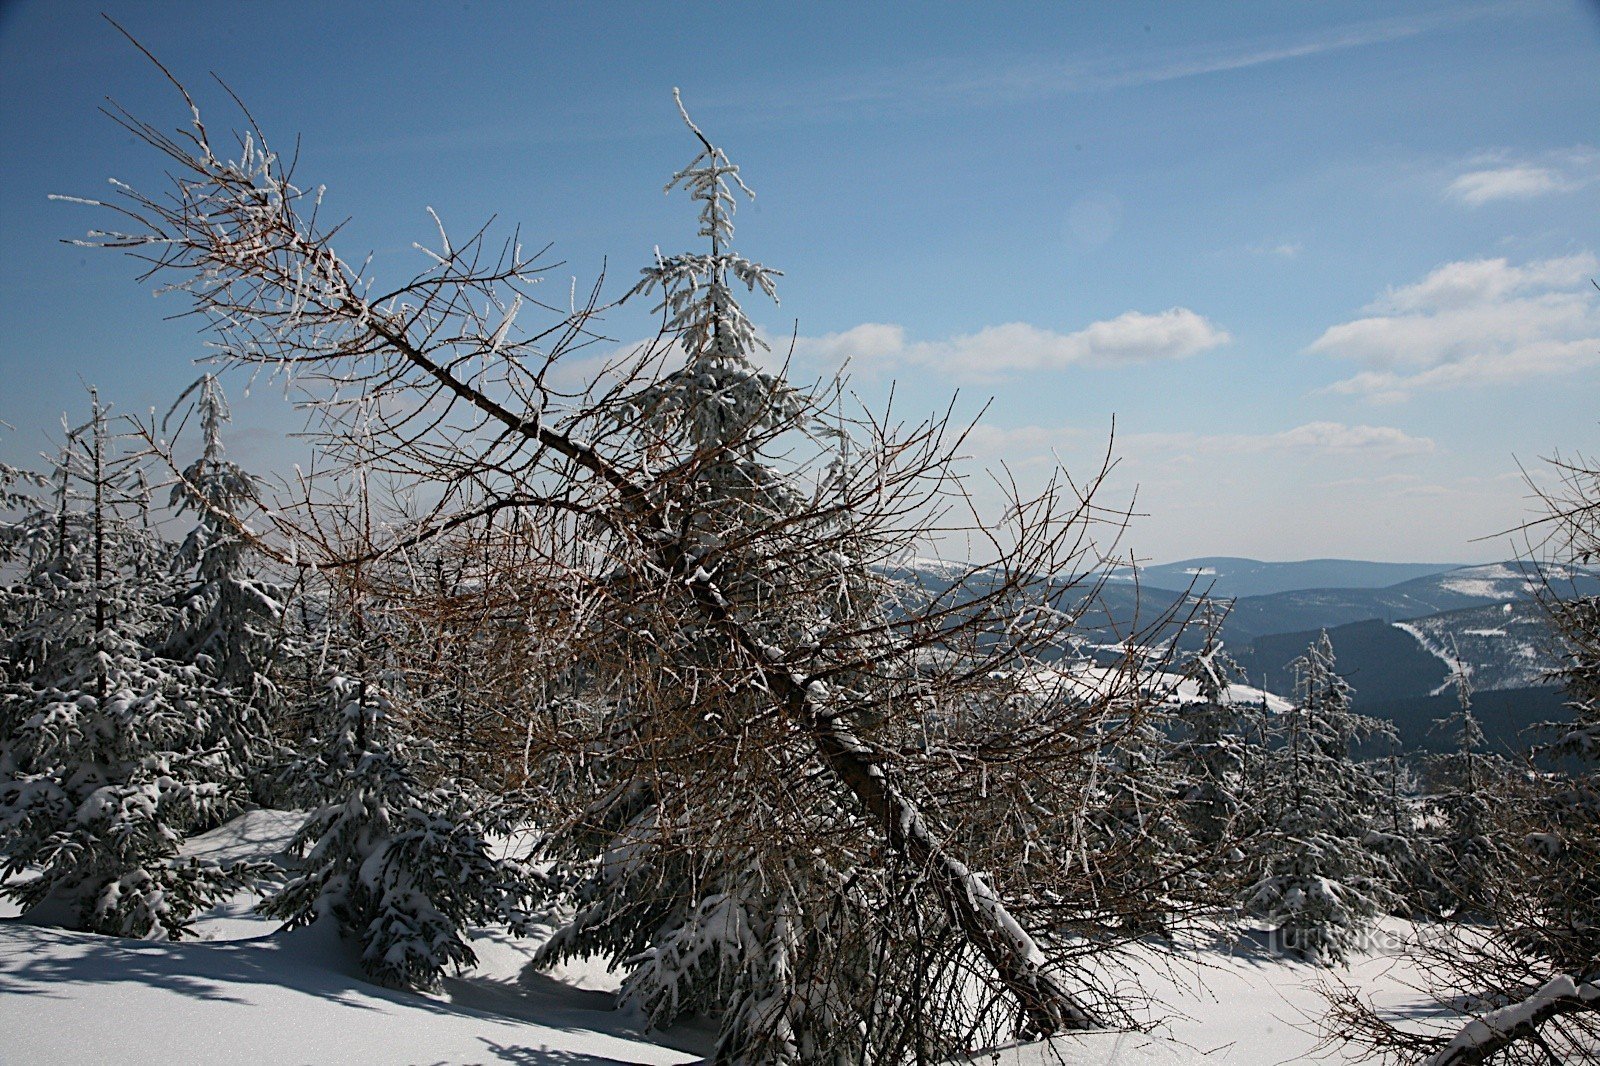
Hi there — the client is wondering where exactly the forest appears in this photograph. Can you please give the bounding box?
[0,53,1597,1066]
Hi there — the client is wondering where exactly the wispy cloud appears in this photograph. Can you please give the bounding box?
[797,309,1230,380]
[1123,421,1435,461]
[1310,253,1600,401]
[698,8,1499,129]
[959,420,1434,467]
[1445,147,1600,206]
[1249,240,1303,259]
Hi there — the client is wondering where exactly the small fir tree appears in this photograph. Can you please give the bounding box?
[0,395,259,938]
[1422,674,1513,918]
[1245,632,1399,963]
[1171,606,1253,851]
[259,671,538,991]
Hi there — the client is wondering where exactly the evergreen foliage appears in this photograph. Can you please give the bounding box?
[0,396,260,938]
[1423,676,1515,918]
[535,94,899,1061]
[259,674,538,992]
[163,375,284,693]
[1245,632,1399,963]
[1171,607,1254,851]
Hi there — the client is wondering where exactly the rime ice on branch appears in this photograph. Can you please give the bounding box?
[64,71,1183,1056]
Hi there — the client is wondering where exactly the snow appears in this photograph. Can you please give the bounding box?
[0,920,699,1066]
[1161,674,1294,715]
[0,809,703,1064]
[0,814,1466,1065]
[0,912,1446,1066]
[968,1033,1203,1064]
[1437,578,1526,600]
[180,808,304,866]
[1422,973,1599,1065]
[1434,563,1543,600]
[1027,664,1293,715]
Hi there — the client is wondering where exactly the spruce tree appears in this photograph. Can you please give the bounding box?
[258,669,537,991]
[163,374,286,801]
[0,395,259,938]
[1171,607,1253,851]
[164,374,284,691]
[1245,632,1398,963]
[534,93,893,1061]
[1076,701,1202,938]
[1421,675,1513,918]
[1520,590,1600,978]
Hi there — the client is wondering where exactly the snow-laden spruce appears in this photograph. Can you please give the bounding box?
[1170,609,1257,853]
[260,674,539,991]
[1243,632,1399,964]
[163,375,285,694]
[534,95,913,1060]
[1419,676,1514,918]
[0,396,260,938]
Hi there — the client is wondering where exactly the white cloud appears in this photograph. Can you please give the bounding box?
[1445,148,1600,206]
[798,308,1230,380]
[960,420,1434,466]
[1309,253,1600,401]
[1124,421,1435,461]
[1249,241,1302,258]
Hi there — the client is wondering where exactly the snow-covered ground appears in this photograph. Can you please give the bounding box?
[0,812,1450,1065]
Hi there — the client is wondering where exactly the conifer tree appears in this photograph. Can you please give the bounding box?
[1075,701,1203,938]
[161,374,286,801]
[1423,675,1512,918]
[163,374,284,692]
[1245,632,1398,963]
[258,668,538,991]
[534,93,909,1059]
[0,394,258,938]
[1171,607,1253,851]
[1519,589,1600,979]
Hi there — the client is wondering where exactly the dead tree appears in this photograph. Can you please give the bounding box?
[69,60,1194,1057]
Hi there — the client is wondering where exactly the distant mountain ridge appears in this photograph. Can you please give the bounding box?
[1109,557,1463,599]
[896,557,1600,651]
[1219,561,1600,643]
[894,554,1592,754]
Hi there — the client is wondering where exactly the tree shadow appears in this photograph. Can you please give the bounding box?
[0,916,382,1010]
[0,917,707,1063]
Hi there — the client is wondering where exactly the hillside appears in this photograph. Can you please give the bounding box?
[1233,618,1450,705]
[1111,557,1462,599]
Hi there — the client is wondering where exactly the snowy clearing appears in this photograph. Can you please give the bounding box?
[0,812,1453,1066]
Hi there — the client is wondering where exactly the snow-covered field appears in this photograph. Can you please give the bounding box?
[0,811,1447,1065]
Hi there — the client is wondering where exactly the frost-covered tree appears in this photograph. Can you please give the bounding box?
[0,395,258,938]
[157,374,286,801]
[1364,749,1444,920]
[1171,607,1254,851]
[70,74,1175,1058]
[534,95,974,1057]
[260,668,538,991]
[163,374,284,691]
[1072,700,1204,939]
[1422,676,1514,919]
[1245,632,1398,964]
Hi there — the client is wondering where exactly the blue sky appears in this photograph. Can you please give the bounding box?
[3,1,1599,563]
